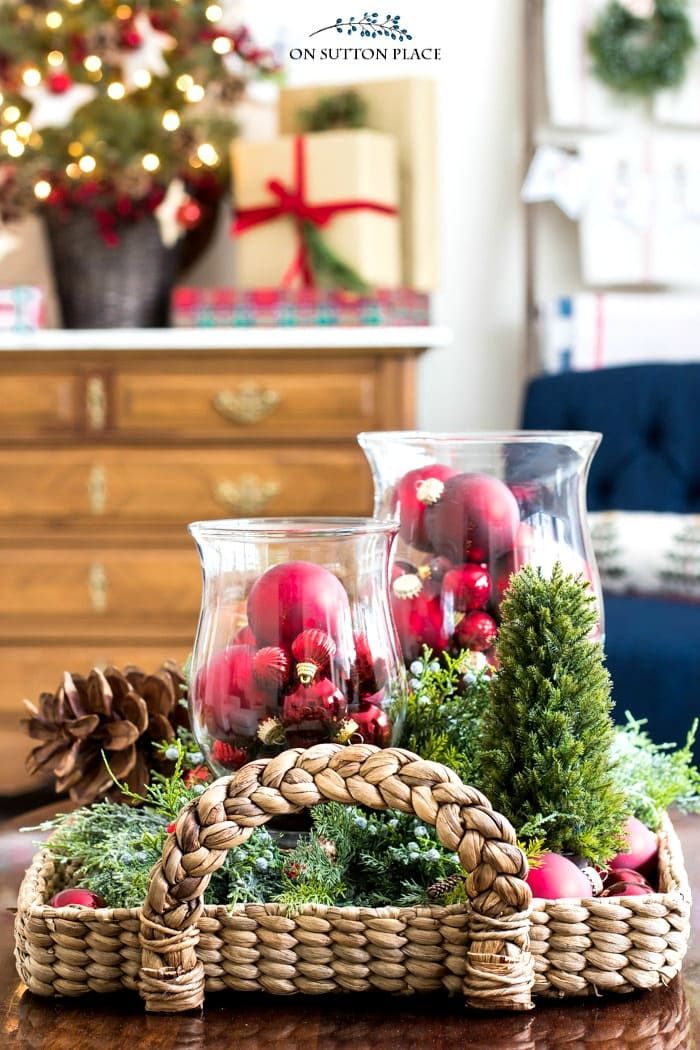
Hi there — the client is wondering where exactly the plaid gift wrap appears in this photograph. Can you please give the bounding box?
[171,287,430,327]
[0,287,45,331]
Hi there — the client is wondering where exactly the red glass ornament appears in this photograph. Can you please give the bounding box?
[454,610,498,652]
[197,644,271,738]
[291,628,336,684]
[176,200,203,229]
[283,677,347,725]
[393,464,457,551]
[526,853,592,900]
[424,472,520,564]
[352,702,392,747]
[252,646,290,694]
[211,739,249,770]
[247,560,351,650]
[50,888,107,909]
[47,71,72,94]
[391,590,448,663]
[442,563,491,613]
[609,815,658,878]
[352,633,388,697]
[416,555,452,597]
[121,28,143,48]
[601,882,652,897]
[602,867,650,890]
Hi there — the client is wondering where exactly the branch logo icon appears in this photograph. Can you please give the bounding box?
[310,12,413,41]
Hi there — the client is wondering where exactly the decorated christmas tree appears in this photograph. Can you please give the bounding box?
[0,0,278,242]
[480,563,626,866]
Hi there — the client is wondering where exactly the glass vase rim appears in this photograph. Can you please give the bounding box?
[187,517,400,542]
[358,429,602,447]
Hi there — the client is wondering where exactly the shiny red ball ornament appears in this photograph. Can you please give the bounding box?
[47,71,72,94]
[602,867,650,890]
[442,563,491,613]
[454,610,498,652]
[197,644,272,738]
[391,589,448,662]
[352,633,388,697]
[50,888,106,909]
[291,628,336,684]
[176,199,203,229]
[424,472,520,564]
[247,560,351,651]
[609,815,658,878]
[601,881,652,898]
[252,646,290,694]
[352,702,392,747]
[283,677,347,725]
[526,853,593,900]
[121,28,142,48]
[394,464,457,551]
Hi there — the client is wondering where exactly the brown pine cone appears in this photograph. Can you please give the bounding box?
[426,873,462,901]
[22,662,189,805]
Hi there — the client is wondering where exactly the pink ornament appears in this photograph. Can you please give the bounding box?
[442,563,491,613]
[394,464,457,551]
[291,628,336,684]
[247,560,351,650]
[454,610,498,652]
[424,472,520,564]
[526,853,593,900]
[197,644,272,738]
[352,702,392,747]
[609,815,658,878]
[50,888,106,909]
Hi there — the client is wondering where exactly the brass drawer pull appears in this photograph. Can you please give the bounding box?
[213,384,281,426]
[214,475,281,515]
[86,376,107,431]
[88,562,107,613]
[88,464,106,515]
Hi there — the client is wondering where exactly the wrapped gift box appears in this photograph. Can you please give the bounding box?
[171,287,430,327]
[279,78,437,291]
[0,287,45,331]
[231,130,400,290]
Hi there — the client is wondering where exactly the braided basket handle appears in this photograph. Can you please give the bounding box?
[139,743,534,1013]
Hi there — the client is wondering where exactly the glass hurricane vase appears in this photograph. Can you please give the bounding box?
[188,518,406,777]
[358,431,604,666]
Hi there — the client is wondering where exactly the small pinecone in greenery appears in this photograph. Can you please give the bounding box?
[22,662,188,805]
[480,563,626,867]
[426,873,462,901]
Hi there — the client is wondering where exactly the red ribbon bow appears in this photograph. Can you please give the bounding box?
[232,135,398,287]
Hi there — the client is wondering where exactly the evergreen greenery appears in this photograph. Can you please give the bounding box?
[588,0,695,98]
[479,563,627,866]
[299,90,368,132]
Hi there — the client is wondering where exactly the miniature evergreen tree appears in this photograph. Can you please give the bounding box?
[480,563,626,866]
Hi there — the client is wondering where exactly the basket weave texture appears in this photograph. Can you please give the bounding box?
[14,743,691,1014]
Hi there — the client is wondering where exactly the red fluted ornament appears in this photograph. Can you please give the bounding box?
[454,610,498,652]
[211,739,249,770]
[50,888,106,909]
[252,646,290,694]
[424,472,520,564]
[291,628,336,684]
[393,464,457,551]
[247,560,351,650]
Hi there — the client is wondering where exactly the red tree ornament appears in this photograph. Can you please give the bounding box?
[47,71,72,94]
[252,646,290,694]
[50,888,107,909]
[197,644,271,738]
[352,702,392,747]
[441,563,491,612]
[391,589,449,662]
[176,199,202,229]
[608,815,658,878]
[424,472,520,564]
[394,464,458,551]
[247,560,351,650]
[416,555,452,597]
[352,633,388,697]
[211,739,249,770]
[291,628,336,684]
[526,853,593,900]
[454,610,498,652]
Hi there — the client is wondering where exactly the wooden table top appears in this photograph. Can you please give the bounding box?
[1,805,697,1049]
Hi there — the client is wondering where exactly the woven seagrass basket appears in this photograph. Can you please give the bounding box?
[14,744,691,1013]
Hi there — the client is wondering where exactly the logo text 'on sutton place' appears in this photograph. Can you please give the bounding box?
[289,12,441,62]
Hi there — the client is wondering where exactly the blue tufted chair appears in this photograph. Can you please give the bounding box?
[522,363,700,753]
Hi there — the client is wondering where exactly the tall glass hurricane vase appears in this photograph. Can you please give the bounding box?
[358,432,603,666]
[188,518,406,777]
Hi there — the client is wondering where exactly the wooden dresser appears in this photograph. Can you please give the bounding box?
[0,326,446,796]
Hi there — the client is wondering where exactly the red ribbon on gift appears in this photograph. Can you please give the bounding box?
[232,134,398,287]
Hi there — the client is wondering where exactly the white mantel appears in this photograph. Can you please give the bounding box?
[0,326,452,352]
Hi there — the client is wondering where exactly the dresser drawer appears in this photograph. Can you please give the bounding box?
[0,370,82,437]
[113,361,378,438]
[2,643,190,714]
[0,446,372,523]
[0,547,200,641]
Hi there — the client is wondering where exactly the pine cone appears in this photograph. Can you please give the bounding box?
[22,662,188,805]
[426,873,462,901]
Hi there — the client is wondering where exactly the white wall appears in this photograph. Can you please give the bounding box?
[0,0,526,430]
